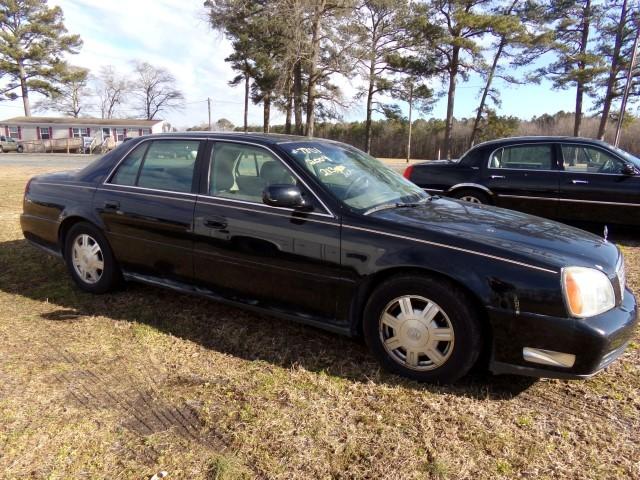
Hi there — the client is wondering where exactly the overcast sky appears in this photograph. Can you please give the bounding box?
[0,0,597,129]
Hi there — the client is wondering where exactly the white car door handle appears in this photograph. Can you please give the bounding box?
[572,179,589,184]
[491,175,506,179]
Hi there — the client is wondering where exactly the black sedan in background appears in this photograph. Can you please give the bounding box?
[21,133,637,383]
[404,137,640,226]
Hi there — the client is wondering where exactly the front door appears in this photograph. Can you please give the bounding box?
[94,138,203,281]
[192,141,347,323]
[557,143,640,226]
[482,143,560,218]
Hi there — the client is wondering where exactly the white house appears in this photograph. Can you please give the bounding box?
[0,116,166,149]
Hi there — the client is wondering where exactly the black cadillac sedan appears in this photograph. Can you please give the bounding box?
[404,136,640,226]
[21,133,637,383]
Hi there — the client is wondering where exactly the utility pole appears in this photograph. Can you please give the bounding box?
[615,24,640,146]
[207,97,212,131]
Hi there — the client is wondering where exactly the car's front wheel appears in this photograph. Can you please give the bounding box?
[363,275,482,383]
[17,145,23,153]
[64,222,121,293]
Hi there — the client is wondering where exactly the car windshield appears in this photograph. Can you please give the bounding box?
[282,141,428,212]
[611,145,640,168]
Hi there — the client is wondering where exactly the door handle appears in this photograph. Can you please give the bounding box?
[204,217,227,229]
[571,180,589,184]
[491,175,506,179]
[103,200,120,210]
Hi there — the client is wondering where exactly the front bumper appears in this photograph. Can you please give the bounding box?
[488,288,638,379]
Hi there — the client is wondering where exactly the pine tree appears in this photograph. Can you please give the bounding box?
[594,0,639,140]
[33,65,89,117]
[412,0,508,159]
[0,0,82,116]
[536,0,605,137]
[469,0,553,147]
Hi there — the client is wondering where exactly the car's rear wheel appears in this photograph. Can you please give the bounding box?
[17,145,23,153]
[64,222,120,293]
[0,146,4,153]
[363,275,482,383]
[451,189,490,204]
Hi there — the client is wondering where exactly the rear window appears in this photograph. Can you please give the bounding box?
[109,140,201,193]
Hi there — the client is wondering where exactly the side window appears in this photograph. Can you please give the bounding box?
[210,143,295,203]
[561,145,625,174]
[137,140,200,192]
[491,145,552,170]
[110,143,149,186]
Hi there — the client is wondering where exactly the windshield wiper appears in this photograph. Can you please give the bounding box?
[363,198,429,215]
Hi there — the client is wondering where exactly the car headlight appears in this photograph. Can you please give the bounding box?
[562,266,615,318]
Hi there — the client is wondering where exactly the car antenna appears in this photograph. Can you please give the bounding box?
[603,225,608,242]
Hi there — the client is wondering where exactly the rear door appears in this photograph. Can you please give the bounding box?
[557,143,640,226]
[94,138,203,281]
[192,140,349,323]
[482,143,560,218]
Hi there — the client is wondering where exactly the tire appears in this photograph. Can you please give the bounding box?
[63,222,121,293]
[363,275,482,383]
[0,146,4,153]
[451,189,490,205]
[17,145,23,153]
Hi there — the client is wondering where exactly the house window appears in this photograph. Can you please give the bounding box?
[8,127,19,139]
[71,128,89,138]
[141,128,152,136]
[39,127,51,140]
[115,128,126,142]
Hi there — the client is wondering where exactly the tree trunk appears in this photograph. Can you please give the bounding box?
[444,46,459,159]
[18,62,31,117]
[574,0,592,137]
[597,0,627,140]
[263,93,271,133]
[365,58,376,154]
[470,38,505,148]
[285,93,292,134]
[305,2,323,137]
[243,72,249,133]
[294,61,303,135]
[407,83,413,163]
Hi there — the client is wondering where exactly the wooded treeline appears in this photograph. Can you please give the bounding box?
[241,111,640,159]
[205,0,640,158]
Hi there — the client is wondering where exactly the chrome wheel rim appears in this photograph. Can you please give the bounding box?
[379,295,455,371]
[72,234,104,284]
[461,195,481,203]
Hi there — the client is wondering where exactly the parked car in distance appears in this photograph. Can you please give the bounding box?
[21,133,637,383]
[0,135,24,153]
[404,136,640,226]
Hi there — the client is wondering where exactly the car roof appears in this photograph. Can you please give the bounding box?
[154,131,340,146]
[473,136,612,149]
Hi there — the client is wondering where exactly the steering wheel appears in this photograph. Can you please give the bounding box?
[343,173,370,200]
[598,158,619,174]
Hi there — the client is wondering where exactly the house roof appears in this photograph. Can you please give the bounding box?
[0,116,162,127]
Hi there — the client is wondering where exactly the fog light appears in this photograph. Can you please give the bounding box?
[523,348,576,368]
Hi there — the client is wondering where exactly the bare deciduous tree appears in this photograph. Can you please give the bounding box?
[94,65,129,119]
[130,61,184,120]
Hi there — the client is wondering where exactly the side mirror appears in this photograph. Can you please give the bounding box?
[263,185,310,210]
[622,163,637,176]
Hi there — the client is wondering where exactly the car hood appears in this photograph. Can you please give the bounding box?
[369,197,620,273]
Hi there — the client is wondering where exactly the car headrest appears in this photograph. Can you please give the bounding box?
[260,160,293,185]
[212,157,235,192]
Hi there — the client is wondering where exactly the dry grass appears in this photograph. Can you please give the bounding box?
[0,165,639,479]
